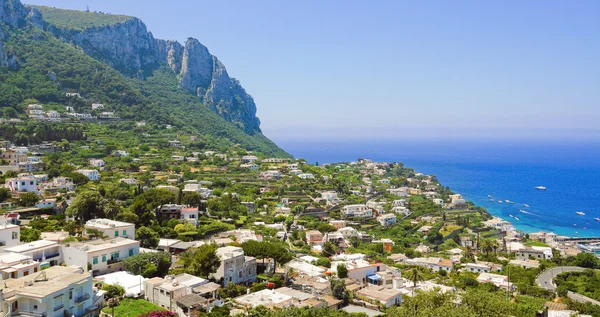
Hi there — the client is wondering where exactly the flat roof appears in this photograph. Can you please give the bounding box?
[85,218,134,229]
[65,237,139,253]
[1,266,90,298]
[342,305,384,317]
[5,240,58,253]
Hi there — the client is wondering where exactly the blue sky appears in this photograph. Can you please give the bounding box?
[26,0,600,141]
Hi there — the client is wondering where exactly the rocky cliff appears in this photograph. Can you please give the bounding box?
[30,5,262,134]
[0,0,28,68]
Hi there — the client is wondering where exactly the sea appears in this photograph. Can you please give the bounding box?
[276,138,600,237]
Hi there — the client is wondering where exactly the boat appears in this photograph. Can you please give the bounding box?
[594,218,600,222]
[576,211,586,216]
[509,214,514,218]
[498,200,503,203]
[574,224,577,227]
[514,217,520,221]
[510,201,515,204]
[505,200,510,203]
[523,204,530,208]
[488,195,493,198]
[489,199,494,202]
[519,210,526,213]
[535,186,547,190]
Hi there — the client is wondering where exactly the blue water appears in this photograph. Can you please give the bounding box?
[276,138,600,237]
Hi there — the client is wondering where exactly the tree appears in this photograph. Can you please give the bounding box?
[181,244,220,278]
[123,252,172,278]
[20,227,41,242]
[102,284,125,298]
[330,279,349,304]
[0,188,11,202]
[480,239,493,256]
[575,252,598,269]
[174,222,196,234]
[337,264,348,278]
[86,228,107,240]
[66,191,105,224]
[323,241,338,257]
[18,192,40,207]
[407,268,424,296]
[137,226,160,248]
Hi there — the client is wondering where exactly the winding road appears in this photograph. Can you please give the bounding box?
[536,266,585,291]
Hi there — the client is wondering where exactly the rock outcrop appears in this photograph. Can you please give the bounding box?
[33,7,262,134]
[0,0,31,68]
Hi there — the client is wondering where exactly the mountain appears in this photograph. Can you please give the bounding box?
[0,0,286,156]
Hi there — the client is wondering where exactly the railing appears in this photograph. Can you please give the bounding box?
[11,311,46,317]
[107,258,121,265]
[45,253,60,259]
[75,293,90,303]
[53,304,64,311]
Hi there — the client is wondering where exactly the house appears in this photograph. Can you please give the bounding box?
[463,262,502,274]
[234,289,293,309]
[96,271,146,297]
[241,155,258,163]
[259,170,281,179]
[158,204,183,219]
[387,188,408,197]
[168,140,182,148]
[356,285,402,307]
[144,273,209,311]
[85,218,136,239]
[459,235,475,248]
[180,207,199,226]
[0,218,21,247]
[61,237,140,276]
[329,220,346,229]
[476,273,515,291]
[0,253,40,280]
[417,225,433,233]
[75,169,100,181]
[182,183,212,198]
[515,246,553,261]
[330,260,386,285]
[89,159,105,167]
[508,259,540,269]
[36,198,56,209]
[1,150,27,165]
[43,177,76,192]
[298,173,315,180]
[241,163,259,170]
[387,253,408,263]
[286,260,326,277]
[0,266,97,317]
[119,178,137,185]
[377,214,397,227]
[5,240,62,267]
[91,103,104,110]
[213,246,257,286]
[392,206,412,217]
[305,230,323,245]
[5,176,39,194]
[404,257,453,272]
[113,150,129,157]
[342,204,372,218]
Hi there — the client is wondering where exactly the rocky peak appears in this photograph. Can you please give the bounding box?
[179,38,213,96]
[0,0,28,27]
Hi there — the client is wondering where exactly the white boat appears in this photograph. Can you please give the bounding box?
[498,200,503,203]
[488,195,493,198]
[489,199,494,202]
[576,211,586,216]
[509,214,514,218]
[523,204,530,208]
[535,186,547,190]
[519,210,526,213]
[505,200,510,203]
[574,224,577,226]
[514,217,520,221]
[594,218,600,222]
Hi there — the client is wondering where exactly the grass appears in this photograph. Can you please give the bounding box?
[525,241,550,247]
[440,225,462,237]
[101,298,163,317]
[29,5,133,30]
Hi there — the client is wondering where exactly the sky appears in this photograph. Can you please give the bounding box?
[25,0,600,141]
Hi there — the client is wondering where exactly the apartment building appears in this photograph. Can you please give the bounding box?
[62,238,140,276]
[84,218,135,239]
[213,246,257,286]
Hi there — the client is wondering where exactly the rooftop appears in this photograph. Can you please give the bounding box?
[65,237,139,253]
[1,266,90,298]
[85,218,134,229]
[5,240,58,253]
[357,285,403,301]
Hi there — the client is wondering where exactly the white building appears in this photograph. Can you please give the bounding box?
[75,169,100,181]
[182,183,213,198]
[342,204,372,218]
[36,198,57,209]
[298,173,315,180]
[144,274,210,311]
[356,285,402,307]
[0,266,97,317]
[0,218,20,248]
[180,207,199,226]
[5,240,62,267]
[119,178,137,185]
[5,176,38,194]
[96,271,146,297]
[0,253,40,280]
[404,257,453,272]
[213,246,257,286]
[476,272,515,291]
[62,237,140,276]
[515,246,553,261]
[85,219,136,239]
[89,159,104,167]
[377,214,397,226]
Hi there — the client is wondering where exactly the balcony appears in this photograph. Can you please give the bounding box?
[107,258,121,265]
[11,311,46,317]
[75,293,90,303]
[53,304,64,312]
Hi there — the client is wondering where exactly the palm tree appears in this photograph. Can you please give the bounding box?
[408,268,424,296]
[490,240,500,256]
[480,239,493,256]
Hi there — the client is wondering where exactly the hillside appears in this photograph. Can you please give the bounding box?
[0,0,288,157]
[28,5,133,30]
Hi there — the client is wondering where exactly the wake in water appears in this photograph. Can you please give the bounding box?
[519,209,536,216]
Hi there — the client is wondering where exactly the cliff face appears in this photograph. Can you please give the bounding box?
[0,0,28,68]
[33,7,262,134]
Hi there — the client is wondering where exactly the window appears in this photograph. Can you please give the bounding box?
[21,182,25,186]
[12,231,18,239]
[112,252,120,259]
[69,290,73,300]
[102,255,107,262]
[93,257,98,265]
[33,305,38,310]
[30,181,33,185]
[115,231,119,237]
[239,271,242,278]
[129,249,134,256]
[123,230,127,236]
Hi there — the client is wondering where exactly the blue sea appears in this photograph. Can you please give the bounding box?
[276,138,600,237]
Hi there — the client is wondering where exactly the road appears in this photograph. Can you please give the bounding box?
[536,266,585,291]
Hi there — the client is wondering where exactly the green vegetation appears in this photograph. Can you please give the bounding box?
[525,241,550,247]
[101,298,163,317]
[29,5,133,30]
[555,269,600,301]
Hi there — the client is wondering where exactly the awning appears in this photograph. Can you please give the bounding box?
[367,274,381,282]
